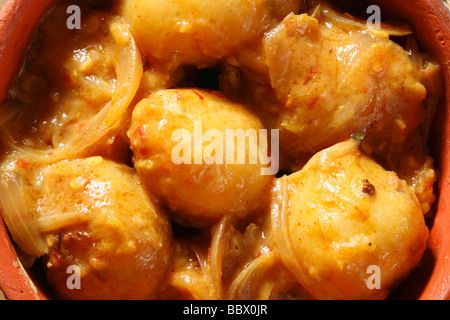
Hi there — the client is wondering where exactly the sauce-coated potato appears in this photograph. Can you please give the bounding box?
[273,140,428,299]
[221,10,430,170]
[128,89,274,227]
[117,0,302,69]
[23,157,172,300]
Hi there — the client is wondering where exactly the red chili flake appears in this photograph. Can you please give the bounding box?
[303,66,318,84]
[209,91,225,99]
[15,158,29,168]
[49,252,62,268]
[138,147,149,158]
[362,179,376,196]
[134,126,146,138]
[193,90,204,100]
[307,96,319,110]
[308,66,318,77]
[361,86,369,94]
[174,92,182,101]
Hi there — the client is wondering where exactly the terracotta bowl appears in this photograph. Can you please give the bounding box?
[0,0,449,300]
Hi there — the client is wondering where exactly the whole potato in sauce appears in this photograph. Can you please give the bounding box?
[116,0,302,70]
[128,89,275,227]
[20,157,172,300]
[271,140,429,300]
[221,8,436,171]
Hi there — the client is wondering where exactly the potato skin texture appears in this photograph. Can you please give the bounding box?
[281,140,429,300]
[116,0,301,69]
[33,157,172,300]
[221,13,427,170]
[128,89,274,227]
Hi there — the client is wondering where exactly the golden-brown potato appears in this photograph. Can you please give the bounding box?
[221,7,432,171]
[270,140,429,300]
[116,0,302,70]
[15,157,172,300]
[127,89,275,227]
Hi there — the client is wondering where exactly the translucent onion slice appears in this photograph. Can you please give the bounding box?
[210,213,234,299]
[81,76,115,98]
[7,18,142,164]
[36,212,88,233]
[406,36,423,68]
[270,176,306,288]
[319,3,412,36]
[188,242,209,280]
[0,177,48,257]
[227,251,276,300]
[168,240,219,300]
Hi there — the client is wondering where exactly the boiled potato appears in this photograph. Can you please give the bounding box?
[20,157,172,300]
[221,9,429,170]
[116,0,302,70]
[272,140,429,299]
[128,89,275,227]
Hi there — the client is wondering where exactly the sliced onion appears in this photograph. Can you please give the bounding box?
[36,212,88,233]
[4,17,142,164]
[227,251,276,300]
[0,177,48,257]
[169,240,219,300]
[188,242,209,280]
[210,213,234,299]
[406,36,422,68]
[270,176,306,288]
[319,3,412,36]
